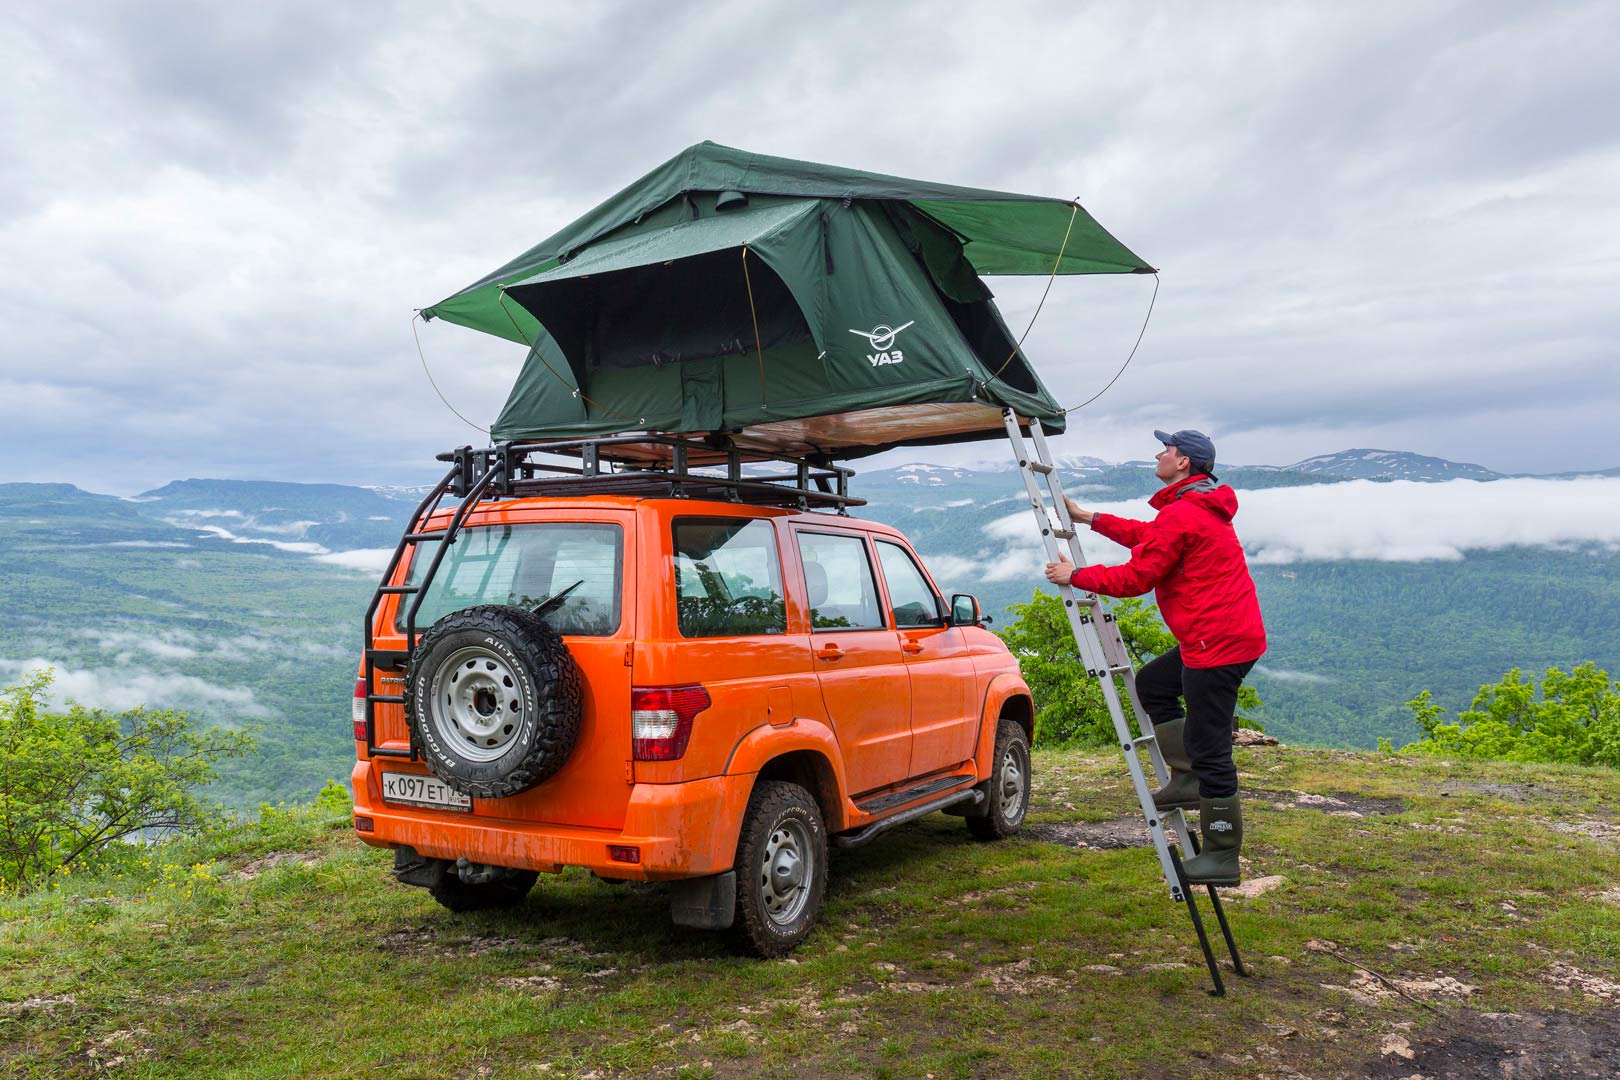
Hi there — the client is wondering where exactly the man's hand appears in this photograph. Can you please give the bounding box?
[1064,497,1095,525]
[1044,559,1076,585]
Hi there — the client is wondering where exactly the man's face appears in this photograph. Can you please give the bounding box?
[1154,444,1190,482]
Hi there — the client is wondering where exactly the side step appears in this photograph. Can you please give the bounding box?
[855,772,975,814]
[833,787,984,850]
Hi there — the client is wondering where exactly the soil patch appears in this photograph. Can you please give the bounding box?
[1439,780,1548,803]
[1253,789,1407,816]
[1023,817,1180,851]
[1355,1009,1620,1079]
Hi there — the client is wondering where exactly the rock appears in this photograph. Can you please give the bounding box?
[1234,728,1280,746]
[1222,875,1287,899]
[1381,1033,1416,1059]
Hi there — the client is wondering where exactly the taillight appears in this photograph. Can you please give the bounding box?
[352,677,367,741]
[631,685,711,761]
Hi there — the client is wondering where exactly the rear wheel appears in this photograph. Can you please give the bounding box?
[733,781,827,956]
[968,719,1031,840]
[428,868,539,913]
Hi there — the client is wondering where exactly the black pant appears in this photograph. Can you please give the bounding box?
[1135,646,1256,799]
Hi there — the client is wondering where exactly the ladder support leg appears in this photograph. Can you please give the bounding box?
[1170,848,1226,996]
[1204,883,1248,978]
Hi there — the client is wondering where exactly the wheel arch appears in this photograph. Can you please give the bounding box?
[754,749,845,833]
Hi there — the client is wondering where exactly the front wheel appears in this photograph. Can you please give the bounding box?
[968,719,1032,840]
[733,781,827,956]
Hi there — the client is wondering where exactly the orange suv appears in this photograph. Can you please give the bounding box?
[351,438,1034,955]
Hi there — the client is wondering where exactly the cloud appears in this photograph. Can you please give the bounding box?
[190,524,328,555]
[0,657,270,719]
[1,3,1618,493]
[76,628,200,662]
[312,548,393,574]
[977,476,1620,568]
[1254,666,1334,684]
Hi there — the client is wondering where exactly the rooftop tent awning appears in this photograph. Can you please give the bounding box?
[504,199,818,290]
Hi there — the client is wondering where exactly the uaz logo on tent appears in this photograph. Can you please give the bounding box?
[849,321,915,367]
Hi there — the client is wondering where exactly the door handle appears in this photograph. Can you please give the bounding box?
[816,643,844,661]
[901,640,924,655]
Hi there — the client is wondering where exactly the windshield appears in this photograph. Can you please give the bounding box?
[395,522,623,637]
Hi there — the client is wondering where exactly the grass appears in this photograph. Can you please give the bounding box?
[2,746,1619,1079]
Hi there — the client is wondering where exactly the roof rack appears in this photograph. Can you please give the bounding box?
[435,432,864,512]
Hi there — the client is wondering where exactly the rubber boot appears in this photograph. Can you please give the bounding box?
[1150,718,1200,812]
[1181,796,1243,886]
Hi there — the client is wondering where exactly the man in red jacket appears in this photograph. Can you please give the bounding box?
[1044,429,1266,885]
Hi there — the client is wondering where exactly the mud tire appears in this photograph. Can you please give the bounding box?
[968,719,1031,840]
[732,781,827,957]
[405,605,582,800]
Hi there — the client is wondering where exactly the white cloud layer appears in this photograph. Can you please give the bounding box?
[312,548,393,574]
[972,476,1620,575]
[0,657,270,719]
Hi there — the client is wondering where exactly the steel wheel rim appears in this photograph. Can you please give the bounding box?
[1000,743,1028,826]
[759,817,815,926]
[427,646,527,762]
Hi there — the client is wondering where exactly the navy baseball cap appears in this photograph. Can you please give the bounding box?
[1154,429,1216,465]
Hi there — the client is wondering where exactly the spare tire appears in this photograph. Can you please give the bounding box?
[404,605,583,799]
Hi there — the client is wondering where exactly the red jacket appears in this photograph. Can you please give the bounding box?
[1070,474,1266,669]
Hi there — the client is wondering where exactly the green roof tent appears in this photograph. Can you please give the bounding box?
[421,142,1153,460]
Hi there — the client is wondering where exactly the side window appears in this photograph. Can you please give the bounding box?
[673,518,787,638]
[876,541,943,628]
[795,532,885,631]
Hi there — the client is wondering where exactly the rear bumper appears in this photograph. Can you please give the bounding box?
[350,761,750,881]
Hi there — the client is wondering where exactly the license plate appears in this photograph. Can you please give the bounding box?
[380,771,472,811]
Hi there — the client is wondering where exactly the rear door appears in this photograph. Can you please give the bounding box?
[792,528,911,795]
[874,539,977,776]
[388,512,636,830]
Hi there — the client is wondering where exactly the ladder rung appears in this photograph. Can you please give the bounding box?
[1026,461,1054,475]
[1131,734,1156,748]
[1052,528,1075,540]
[403,531,446,542]
[369,694,405,704]
[378,585,421,594]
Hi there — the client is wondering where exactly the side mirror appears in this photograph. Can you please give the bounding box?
[951,593,990,627]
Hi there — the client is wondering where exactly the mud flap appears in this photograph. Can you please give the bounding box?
[392,845,443,889]
[670,870,736,930]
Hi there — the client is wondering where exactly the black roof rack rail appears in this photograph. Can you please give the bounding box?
[433,432,864,512]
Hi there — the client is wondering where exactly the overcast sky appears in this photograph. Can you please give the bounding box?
[4,1,1617,494]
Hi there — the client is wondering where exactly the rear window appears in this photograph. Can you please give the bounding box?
[395,522,623,636]
[673,518,786,638]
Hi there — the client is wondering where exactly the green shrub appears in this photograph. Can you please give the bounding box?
[1403,662,1620,767]
[0,668,253,893]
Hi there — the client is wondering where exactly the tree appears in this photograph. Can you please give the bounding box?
[0,669,254,893]
[1403,662,1620,766]
[997,591,1263,747]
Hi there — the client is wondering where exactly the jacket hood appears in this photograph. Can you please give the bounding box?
[1150,474,1239,521]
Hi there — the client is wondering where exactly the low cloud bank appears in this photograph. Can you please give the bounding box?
[970,477,1620,577]
[1254,666,1334,684]
[312,548,393,574]
[0,657,270,719]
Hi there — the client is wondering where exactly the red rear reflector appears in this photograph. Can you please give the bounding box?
[631,685,711,761]
[608,845,641,864]
[352,677,367,741]
[354,816,374,832]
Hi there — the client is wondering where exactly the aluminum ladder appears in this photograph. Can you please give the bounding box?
[1002,410,1246,995]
